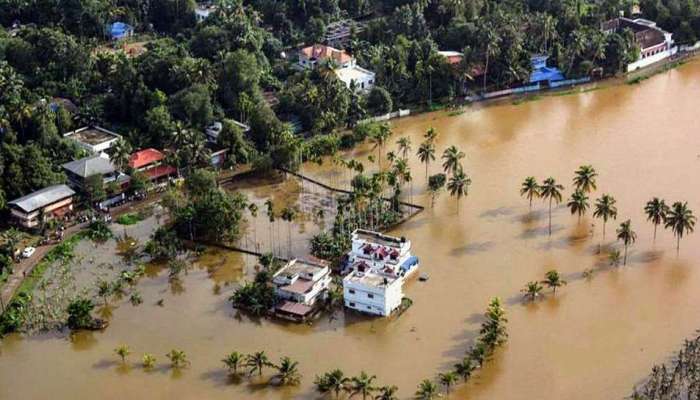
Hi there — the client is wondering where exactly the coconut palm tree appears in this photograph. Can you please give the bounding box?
[447,169,471,213]
[273,356,301,386]
[540,177,564,235]
[664,202,697,254]
[453,357,474,382]
[111,137,133,172]
[374,385,399,400]
[424,127,438,143]
[114,344,130,364]
[397,136,412,160]
[521,281,544,301]
[222,351,243,374]
[616,219,637,265]
[520,176,540,209]
[417,141,436,182]
[265,199,275,254]
[441,145,465,175]
[415,379,440,400]
[567,190,590,223]
[542,270,567,294]
[246,351,271,376]
[573,165,597,193]
[281,207,297,257]
[369,123,392,169]
[427,173,446,208]
[315,369,350,399]
[350,371,377,400]
[248,203,259,250]
[593,194,618,241]
[438,371,458,394]
[644,198,669,242]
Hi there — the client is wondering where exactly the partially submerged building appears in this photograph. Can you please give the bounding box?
[342,229,419,317]
[272,259,332,321]
[8,184,76,229]
[63,126,121,154]
[602,17,676,71]
[528,55,565,86]
[298,44,375,92]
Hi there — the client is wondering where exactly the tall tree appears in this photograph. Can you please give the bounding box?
[616,219,637,265]
[417,141,436,182]
[542,270,567,294]
[349,371,377,400]
[415,379,440,400]
[447,169,471,212]
[396,136,412,160]
[664,202,697,254]
[520,176,540,209]
[567,190,590,223]
[573,165,597,193]
[540,177,564,235]
[593,194,618,241]
[441,145,465,175]
[644,198,669,242]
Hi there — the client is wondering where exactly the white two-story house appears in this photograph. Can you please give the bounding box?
[342,229,419,317]
[298,44,375,92]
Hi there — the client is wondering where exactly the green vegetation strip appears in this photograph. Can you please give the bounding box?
[116,212,143,225]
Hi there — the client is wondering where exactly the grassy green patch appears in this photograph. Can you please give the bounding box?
[626,75,648,85]
[116,212,143,225]
[14,233,84,297]
[447,109,465,116]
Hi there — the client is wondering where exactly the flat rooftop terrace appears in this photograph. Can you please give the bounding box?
[65,127,120,145]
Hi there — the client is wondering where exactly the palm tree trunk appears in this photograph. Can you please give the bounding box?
[624,244,628,265]
[677,236,681,255]
[653,223,657,242]
[548,198,552,235]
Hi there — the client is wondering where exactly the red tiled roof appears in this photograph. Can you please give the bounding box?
[129,148,165,169]
[276,301,312,316]
[301,44,353,64]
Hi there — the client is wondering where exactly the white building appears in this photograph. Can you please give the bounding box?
[342,229,419,317]
[602,17,676,71]
[298,44,375,92]
[63,126,121,154]
[273,259,332,321]
[195,3,216,22]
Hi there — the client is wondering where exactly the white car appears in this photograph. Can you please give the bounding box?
[21,247,36,258]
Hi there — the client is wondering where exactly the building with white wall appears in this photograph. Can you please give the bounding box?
[273,259,332,321]
[63,126,121,154]
[342,229,419,317]
[298,44,375,92]
[602,17,676,71]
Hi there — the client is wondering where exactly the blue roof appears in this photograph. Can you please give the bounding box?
[400,256,419,270]
[109,22,132,40]
[529,55,565,83]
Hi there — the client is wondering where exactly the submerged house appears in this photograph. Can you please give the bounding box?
[342,229,419,317]
[529,55,565,86]
[8,184,76,229]
[272,259,332,321]
[601,17,675,71]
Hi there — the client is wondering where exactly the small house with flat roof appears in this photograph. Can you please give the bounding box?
[63,126,121,154]
[272,259,332,321]
[8,184,75,228]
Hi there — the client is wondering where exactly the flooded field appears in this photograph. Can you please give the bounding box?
[3,60,700,400]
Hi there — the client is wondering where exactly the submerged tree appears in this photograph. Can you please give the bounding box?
[349,371,377,400]
[447,169,471,212]
[567,189,590,223]
[222,351,244,375]
[114,344,131,364]
[593,194,618,242]
[438,371,459,394]
[616,220,637,265]
[417,141,436,181]
[315,369,350,399]
[427,173,446,208]
[540,177,564,235]
[542,270,567,294]
[644,198,669,242]
[573,165,598,193]
[272,356,301,386]
[415,379,440,400]
[520,176,540,209]
[664,202,696,254]
[441,145,465,175]
[521,281,544,301]
[246,351,272,376]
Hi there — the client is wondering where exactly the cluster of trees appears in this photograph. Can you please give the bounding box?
[521,270,568,301]
[222,350,301,386]
[413,297,509,399]
[520,165,696,262]
[113,344,189,370]
[632,333,700,399]
[0,0,674,211]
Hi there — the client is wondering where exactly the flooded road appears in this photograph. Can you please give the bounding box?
[3,61,700,400]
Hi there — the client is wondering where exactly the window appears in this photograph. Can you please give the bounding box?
[349,302,356,307]
[367,293,374,299]
[367,305,371,310]
[349,289,356,294]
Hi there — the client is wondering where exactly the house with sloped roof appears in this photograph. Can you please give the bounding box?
[128,148,176,183]
[8,184,75,228]
[602,17,676,71]
[298,44,376,92]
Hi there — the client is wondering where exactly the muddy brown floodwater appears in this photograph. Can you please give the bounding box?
[3,61,700,400]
